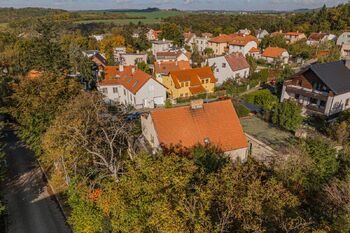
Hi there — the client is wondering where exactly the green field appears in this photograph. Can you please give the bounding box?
[75,10,189,25]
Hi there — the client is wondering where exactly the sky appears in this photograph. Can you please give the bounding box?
[0,0,349,11]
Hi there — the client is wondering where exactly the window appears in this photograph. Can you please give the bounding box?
[185,82,189,87]
[222,63,226,68]
[295,94,300,100]
[205,79,209,84]
[180,94,183,97]
[113,87,118,93]
[181,82,184,87]
[101,88,108,94]
[320,100,326,107]
[201,79,204,84]
[296,80,302,86]
[310,98,318,105]
[346,98,350,106]
[216,68,219,72]
[124,89,126,95]
[244,71,247,77]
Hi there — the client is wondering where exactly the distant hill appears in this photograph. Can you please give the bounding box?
[0,7,67,23]
[86,8,161,13]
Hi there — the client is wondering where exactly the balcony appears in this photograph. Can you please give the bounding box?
[285,85,329,101]
[306,104,326,114]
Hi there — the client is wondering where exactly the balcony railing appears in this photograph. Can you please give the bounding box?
[306,104,326,114]
[285,85,329,101]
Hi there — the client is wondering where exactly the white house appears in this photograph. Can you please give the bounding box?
[261,47,289,64]
[151,39,173,56]
[194,36,210,55]
[281,58,350,116]
[116,53,148,66]
[306,32,337,45]
[208,53,250,84]
[228,35,258,56]
[183,32,197,50]
[237,28,251,36]
[341,44,350,58]
[141,99,249,161]
[337,28,350,46]
[98,65,167,109]
[155,50,190,62]
[255,29,269,40]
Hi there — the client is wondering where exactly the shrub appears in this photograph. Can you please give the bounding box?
[244,89,278,111]
[236,104,250,118]
[272,100,303,131]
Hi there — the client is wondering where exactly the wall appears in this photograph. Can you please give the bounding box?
[337,32,350,46]
[327,91,350,116]
[225,147,248,162]
[135,78,167,108]
[208,42,227,56]
[121,54,147,66]
[208,56,250,84]
[228,41,257,56]
[141,114,160,150]
[194,37,209,54]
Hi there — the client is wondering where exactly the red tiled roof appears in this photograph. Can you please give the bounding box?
[229,35,258,46]
[285,32,304,37]
[156,50,182,58]
[170,67,216,89]
[224,53,250,72]
[262,47,287,58]
[308,32,327,41]
[249,47,260,53]
[150,100,248,151]
[189,85,206,95]
[209,34,234,44]
[154,61,191,75]
[98,66,153,94]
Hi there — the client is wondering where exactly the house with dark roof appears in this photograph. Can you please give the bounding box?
[141,99,249,161]
[281,58,350,116]
[306,32,336,45]
[97,65,167,109]
[208,53,250,84]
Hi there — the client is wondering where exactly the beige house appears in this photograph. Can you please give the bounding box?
[141,99,249,161]
[341,43,350,58]
[208,34,234,56]
[284,32,307,44]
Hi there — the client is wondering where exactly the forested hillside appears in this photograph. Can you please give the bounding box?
[164,3,350,35]
[0,8,69,23]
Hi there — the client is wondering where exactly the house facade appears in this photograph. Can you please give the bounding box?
[255,29,269,40]
[146,29,161,41]
[155,50,189,62]
[154,60,191,84]
[194,36,210,55]
[306,32,337,45]
[163,67,216,99]
[208,53,250,84]
[228,35,258,56]
[337,28,350,46]
[141,99,249,161]
[284,32,307,44]
[341,44,350,58]
[208,34,234,56]
[151,39,173,56]
[97,65,167,109]
[281,59,350,116]
[261,47,289,64]
[183,32,197,50]
[115,53,148,66]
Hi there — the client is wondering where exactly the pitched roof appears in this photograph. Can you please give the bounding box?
[308,32,327,41]
[309,60,350,95]
[249,47,260,53]
[170,67,216,89]
[209,34,234,43]
[183,32,196,42]
[202,33,213,38]
[285,32,305,37]
[262,47,287,58]
[150,100,248,151]
[154,61,191,75]
[229,35,258,46]
[224,53,250,71]
[156,51,182,59]
[98,66,154,94]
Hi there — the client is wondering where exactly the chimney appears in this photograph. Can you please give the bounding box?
[131,66,136,74]
[190,99,204,110]
[346,56,350,70]
[119,65,124,72]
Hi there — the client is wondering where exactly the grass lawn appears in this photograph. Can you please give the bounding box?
[75,10,189,25]
[240,116,293,151]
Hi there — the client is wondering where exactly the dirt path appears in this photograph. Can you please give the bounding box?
[2,129,71,233]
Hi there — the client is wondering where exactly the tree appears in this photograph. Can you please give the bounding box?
[136,61,151,74]
[159,23,184,46]
[42,91,133,182]
[272,100,303,131]
[11,73,81,154]
[245,89,278,111]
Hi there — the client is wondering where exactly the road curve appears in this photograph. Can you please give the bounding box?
[2,129,71,233]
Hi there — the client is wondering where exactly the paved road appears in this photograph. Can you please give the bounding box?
[2,129,71,233]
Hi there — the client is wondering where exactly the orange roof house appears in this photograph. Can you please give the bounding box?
[262,47,290,64]
[98,65,167,108]
[154,61,191,76]
[229,35,258,46]
[163,67,216,98]
[209,34,235,44]
[208,34,236,55]
[141,99,249,161]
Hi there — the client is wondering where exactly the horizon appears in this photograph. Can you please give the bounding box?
[0,0,348,11]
